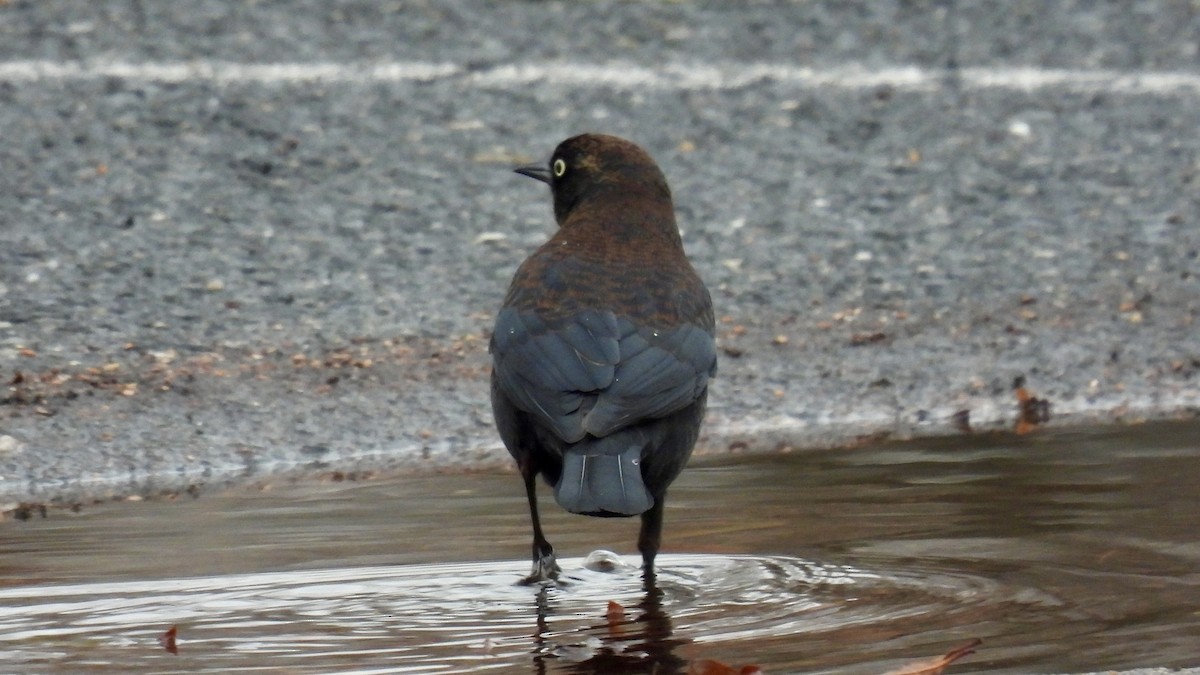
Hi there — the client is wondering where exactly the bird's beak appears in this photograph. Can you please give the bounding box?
[514,164,552,184]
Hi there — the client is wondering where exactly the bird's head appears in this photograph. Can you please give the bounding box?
[515,133,673,226]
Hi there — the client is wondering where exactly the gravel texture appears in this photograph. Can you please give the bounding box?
[1,0,1198,511]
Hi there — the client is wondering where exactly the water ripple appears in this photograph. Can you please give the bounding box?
[0,553,1065,673]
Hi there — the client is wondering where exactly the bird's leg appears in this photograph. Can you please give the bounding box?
[520,459,560,584]
[638,497,666,578]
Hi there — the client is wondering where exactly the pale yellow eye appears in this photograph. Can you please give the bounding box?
[552,158,567,177]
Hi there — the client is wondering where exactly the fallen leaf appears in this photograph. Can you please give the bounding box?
[689,659,763,675]
[881,638,981,675]
[158,624,178,655]
[1013,375,1051,434]
[606,600,626,637]
[606,600,625,622]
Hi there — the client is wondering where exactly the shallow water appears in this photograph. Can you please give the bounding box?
[1,422,1197,673]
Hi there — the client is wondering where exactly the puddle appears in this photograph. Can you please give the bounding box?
[1,421,1198,673]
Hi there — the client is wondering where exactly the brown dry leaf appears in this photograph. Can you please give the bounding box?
[605,600,625,622]
[1013,376,1051,434]
[605,600,627,638]
[881,638,981,675]
[688,659,763,675]
[158,624,178,655]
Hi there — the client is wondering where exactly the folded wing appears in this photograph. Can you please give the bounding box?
[491,307,716,443]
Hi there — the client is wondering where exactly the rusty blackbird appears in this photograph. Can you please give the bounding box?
[491,133,717,582]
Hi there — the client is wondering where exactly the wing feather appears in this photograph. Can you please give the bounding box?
[492,309,715,441]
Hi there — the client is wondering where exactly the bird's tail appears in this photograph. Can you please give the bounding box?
[554,437,653,517]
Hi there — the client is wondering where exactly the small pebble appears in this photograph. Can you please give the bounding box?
[473,232,507,244]
[0,435,20,455]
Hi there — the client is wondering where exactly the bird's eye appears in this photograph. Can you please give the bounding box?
[552,158,567,177]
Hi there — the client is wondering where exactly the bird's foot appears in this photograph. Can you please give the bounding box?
[518,552,562,586]
[641,564,661,592]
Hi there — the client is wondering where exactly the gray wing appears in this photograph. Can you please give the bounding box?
[582,319,715,437]
[491,308,716,442]
[491,307,620,443]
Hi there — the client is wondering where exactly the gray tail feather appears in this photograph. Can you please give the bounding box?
[554,440,653,516]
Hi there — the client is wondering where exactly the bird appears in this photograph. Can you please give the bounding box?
[490,133,717,583]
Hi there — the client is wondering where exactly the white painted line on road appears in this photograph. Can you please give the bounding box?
[474,63,941,90]
[960,66,1200,95]
[1,59,1197,95]
[0,60,460,83]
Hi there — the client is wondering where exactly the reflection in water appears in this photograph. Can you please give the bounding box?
[533,574,687,675]
[0,551,1027,673]
[0,421,1197,673]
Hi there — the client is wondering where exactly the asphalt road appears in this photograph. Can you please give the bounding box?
[1,1,1198,512]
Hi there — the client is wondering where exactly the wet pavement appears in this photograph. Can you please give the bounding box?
[2,422,1197,673]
